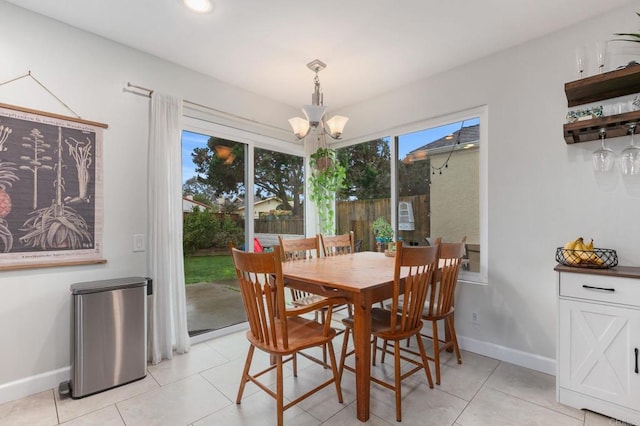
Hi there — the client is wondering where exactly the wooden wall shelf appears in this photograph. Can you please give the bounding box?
[565,64,640,107]
[564,65,640,144]
[563,110,640,144]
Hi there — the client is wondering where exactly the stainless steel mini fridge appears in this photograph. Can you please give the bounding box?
[70,277,148,398]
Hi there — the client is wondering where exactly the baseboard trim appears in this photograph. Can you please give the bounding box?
[0,366,70,405]
[0,331,556,405]
[458,335,556,376]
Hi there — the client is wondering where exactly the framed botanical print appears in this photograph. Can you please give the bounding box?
[0,103,107,270]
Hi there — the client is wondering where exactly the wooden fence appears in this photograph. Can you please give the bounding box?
[254,218,304,234]
[336,195,429,252]
[252,195,429,252]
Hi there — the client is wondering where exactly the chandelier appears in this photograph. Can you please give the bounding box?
[288,59,349,140]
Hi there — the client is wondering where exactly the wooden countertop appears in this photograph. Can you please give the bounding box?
[554,264,640,280]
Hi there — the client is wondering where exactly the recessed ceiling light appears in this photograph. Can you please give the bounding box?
[182,0,213,13]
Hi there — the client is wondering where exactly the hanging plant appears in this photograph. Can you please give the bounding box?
[614,12,640,44]
[308,147,346,235]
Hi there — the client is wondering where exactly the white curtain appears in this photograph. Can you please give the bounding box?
[147,92,190,364]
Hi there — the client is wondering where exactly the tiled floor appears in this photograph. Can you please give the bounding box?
[0,325,631,426]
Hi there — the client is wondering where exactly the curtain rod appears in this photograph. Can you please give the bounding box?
[125,81,291,134]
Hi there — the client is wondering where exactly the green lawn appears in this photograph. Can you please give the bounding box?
[184,255,236,284]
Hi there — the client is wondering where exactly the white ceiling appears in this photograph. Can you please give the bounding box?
[5,0,634,110]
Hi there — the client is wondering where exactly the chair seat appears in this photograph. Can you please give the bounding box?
[248,315,336,355]
[292,293,327,307]
[341,308,420,340]
[392,300,454,321]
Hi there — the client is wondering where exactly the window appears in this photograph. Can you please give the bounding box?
[335,138,391,252]
[397,117,482,281]
[335,107,487,283]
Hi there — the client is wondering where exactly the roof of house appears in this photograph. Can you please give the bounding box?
[409,124,480,154]
[183,196,211,212]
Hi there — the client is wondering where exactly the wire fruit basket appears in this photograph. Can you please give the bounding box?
[555,247,618,269]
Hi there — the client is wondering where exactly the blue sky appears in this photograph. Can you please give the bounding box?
[181,117,480,184]
[182,130,208,184]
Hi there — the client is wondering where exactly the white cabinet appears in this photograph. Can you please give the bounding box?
[556,265,640,425]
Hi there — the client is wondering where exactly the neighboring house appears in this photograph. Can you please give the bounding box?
[236,196,282,219]
[183,195,211,213]
[406,125,480,246]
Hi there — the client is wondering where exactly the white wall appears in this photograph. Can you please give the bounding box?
[0,1,298,403]
[340,3,640,373]
[2,0,640,404]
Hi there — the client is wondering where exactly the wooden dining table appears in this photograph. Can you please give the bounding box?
[281,251,403,422]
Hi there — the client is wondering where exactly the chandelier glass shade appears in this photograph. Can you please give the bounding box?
[289,59,348,140]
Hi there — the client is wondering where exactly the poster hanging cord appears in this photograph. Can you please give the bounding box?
[0,71,81,119]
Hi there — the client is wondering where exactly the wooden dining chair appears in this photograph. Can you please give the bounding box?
[338,241,438,422]
[277,235,326,315]
[319,232,356,313]
[278,235,333,364]
[320,231,354,257]
[407,241,465,385]
[230,244,345,426]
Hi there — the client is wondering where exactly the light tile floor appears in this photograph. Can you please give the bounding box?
[0,326,633,426]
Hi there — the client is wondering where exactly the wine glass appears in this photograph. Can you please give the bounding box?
[575,46,587,78]
[596,41,607,73]
[592,128,615,172]
[620,122,640,175]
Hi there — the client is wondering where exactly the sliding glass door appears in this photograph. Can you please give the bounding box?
[181,130,247,337]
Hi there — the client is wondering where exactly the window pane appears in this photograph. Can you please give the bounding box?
[252,148,305,248]
[181,130,247,336]
[336,138,391,252]
[398,119,480,271]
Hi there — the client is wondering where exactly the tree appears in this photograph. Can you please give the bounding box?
[337,139,391,200]
[191,137,305,216]
[183,177,217,204]
[398,158,431,196]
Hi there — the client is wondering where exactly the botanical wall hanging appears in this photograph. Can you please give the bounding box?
[308,147,346,235]
[0,103,106,269]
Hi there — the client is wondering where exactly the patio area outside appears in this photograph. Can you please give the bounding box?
[184,250,247,336]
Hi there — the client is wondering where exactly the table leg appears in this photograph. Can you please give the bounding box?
[353,293,372,422]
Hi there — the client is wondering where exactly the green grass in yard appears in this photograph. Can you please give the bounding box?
[184,255,236,284]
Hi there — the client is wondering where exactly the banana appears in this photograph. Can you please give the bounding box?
[575,238,592,261]
[585,238,594,251]
[563,238,579,250]
[563,237,582,265]
[562,237,607,267]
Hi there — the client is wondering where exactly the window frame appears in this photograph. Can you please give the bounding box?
[182,113,305,252]
[334,106,488,284]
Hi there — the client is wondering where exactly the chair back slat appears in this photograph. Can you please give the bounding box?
[427,242,465,317]
[388,242,439,334]
[231,245,289,350]
[320,232,354,257]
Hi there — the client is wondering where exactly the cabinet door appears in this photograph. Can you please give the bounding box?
[558,299,640,407]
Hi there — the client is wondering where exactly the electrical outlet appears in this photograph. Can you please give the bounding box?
[472,311,480,325]
[133,234,145,252]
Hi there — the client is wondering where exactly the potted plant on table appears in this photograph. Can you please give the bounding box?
[309,147,346,235]
[371,216,393,253]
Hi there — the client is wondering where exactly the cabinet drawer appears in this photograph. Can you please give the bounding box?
[559,272,640,307]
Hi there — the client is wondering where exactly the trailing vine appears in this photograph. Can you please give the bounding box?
[308,147,346,235]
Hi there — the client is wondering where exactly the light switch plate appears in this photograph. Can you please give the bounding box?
[133,234,145,252]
